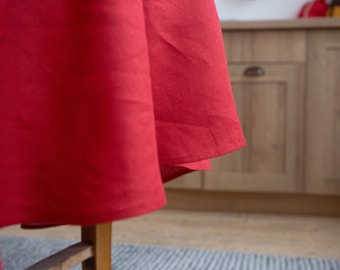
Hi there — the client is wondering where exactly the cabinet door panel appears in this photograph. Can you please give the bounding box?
[234,82,286,174]
[305,31,340,195]
[204,64,304,193]
[165,171,202,190]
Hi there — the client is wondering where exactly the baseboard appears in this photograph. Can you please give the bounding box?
[164,189,340,217]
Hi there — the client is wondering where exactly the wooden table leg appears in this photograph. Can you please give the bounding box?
[81,223,112,270]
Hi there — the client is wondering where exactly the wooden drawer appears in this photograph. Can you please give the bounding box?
[223,30,306,63]
[228,62,304,82]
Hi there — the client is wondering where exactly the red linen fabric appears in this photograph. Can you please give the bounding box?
[0,0,245,227]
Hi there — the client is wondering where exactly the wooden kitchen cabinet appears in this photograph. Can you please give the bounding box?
[222,30,306,63]
[187,28,306,193]
[305,30,340,195]
[204,63,304,192]
[164,171,202,189]
[166,19,340,200]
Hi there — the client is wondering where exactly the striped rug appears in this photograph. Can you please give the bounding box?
[1,236,339,270]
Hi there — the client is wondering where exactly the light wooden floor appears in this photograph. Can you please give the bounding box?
[1,209,340,260]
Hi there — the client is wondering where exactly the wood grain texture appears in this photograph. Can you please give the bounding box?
[223,30,306,63]
[165,171,202,189]
[25,223,112,270]
[82,223,112,270]
[26,243,93,270]
[221,18,340,31]
[204,64,304,193]
[305,30,340,195]
[165,189,340,217]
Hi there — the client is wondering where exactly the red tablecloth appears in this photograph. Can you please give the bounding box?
[0,0,245,227]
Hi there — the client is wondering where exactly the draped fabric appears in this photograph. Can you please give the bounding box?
[0,0,245,227]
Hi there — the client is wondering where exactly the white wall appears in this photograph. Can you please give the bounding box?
[214,0,321,21]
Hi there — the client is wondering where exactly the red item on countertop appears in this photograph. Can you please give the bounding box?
[298,0,329,17]
[0,0,245,227]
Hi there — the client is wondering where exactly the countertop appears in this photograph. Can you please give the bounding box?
[221,18,340,30]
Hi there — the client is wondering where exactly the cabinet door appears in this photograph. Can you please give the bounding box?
[305,31,340,195]
[204,64,304,193]
[165,171,202,189]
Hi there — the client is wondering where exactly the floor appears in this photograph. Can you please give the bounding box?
[1,209,340,260]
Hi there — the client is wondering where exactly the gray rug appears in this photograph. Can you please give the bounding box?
[0,236,339,270]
